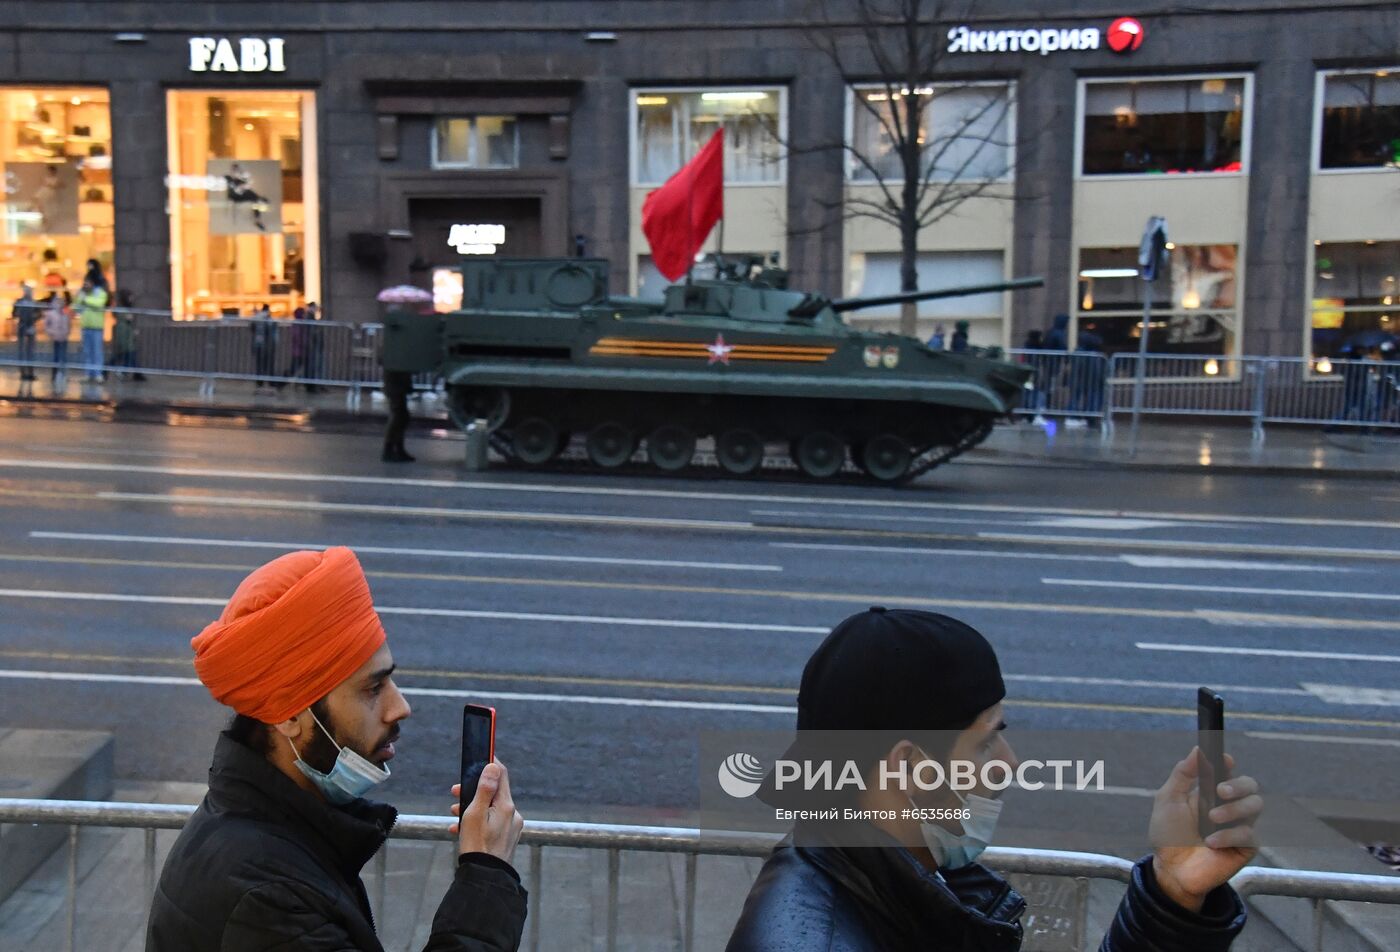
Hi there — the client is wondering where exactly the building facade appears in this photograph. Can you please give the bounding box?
[2,0,1397,365]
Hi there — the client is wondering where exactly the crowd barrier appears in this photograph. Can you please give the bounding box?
[1006,350,1400,436]
[0,798,1396,952]
[2,320,1398,438]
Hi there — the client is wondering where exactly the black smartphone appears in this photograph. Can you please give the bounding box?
[1197,687,1226,839]
[459,704,497,817]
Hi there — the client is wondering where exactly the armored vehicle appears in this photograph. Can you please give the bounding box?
[383,257,1039,482]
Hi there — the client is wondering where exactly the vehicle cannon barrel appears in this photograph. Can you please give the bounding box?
[829,276,1045,314]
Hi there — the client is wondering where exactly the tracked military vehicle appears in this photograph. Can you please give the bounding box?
[383,257,1039,483]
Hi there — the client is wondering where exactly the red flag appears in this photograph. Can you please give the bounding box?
[641,129,724,281]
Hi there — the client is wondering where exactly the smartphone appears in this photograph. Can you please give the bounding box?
[459,704,497,817]
[1197,687,1227,839]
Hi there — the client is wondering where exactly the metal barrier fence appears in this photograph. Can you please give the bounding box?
[3,322,1399,439]
[1,798,1397,952]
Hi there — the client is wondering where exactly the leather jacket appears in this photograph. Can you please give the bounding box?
[727,825,1245,952]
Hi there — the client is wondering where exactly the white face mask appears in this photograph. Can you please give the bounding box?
[288,709,391,805]
[907,748,1004,869]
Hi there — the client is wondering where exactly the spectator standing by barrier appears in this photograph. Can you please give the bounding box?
[927,324,946,350]
[11,284,40,380]
[950,320,970,353]
[249,302,277,388]
[44,290,70,382]
[75,272,110,382]
[727,608,1262,952]
[147,546,528,951]
[110,289,144,381]
[306,301,324,391]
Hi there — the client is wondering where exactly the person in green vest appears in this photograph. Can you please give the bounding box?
[76,262,110,382]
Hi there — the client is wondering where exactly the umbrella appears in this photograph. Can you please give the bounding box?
[377,285,433,304]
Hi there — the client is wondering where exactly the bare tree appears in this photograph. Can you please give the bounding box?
[788,0,1019,336]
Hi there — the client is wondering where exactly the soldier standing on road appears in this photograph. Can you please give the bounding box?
[382,367,415,462]
[147,546,527,951]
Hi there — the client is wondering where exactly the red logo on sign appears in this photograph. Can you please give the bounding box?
[1106,17,1145,53]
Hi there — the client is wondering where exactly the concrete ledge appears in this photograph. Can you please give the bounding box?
[0,729,114,906]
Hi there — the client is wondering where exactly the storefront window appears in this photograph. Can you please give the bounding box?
[1319,71,1400,169]
[1311,241,1400,358]
[1076,245,1238,355]
[432,116,519,169]
[633,89,782,185]
[0,86,113,335]
[848,84,1012,183]
[167,90,319,319]
[1081,77,1245,175]
[847,251,1005,319]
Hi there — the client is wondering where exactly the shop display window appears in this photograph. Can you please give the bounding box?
[0,86,113,337]
[1311,241,1400,358]
[1318,71,1400,169]
[167,90,319,319]
[1081,77,1246,176]
[431,116,519,169]
[846,250,1005,319]
[1075,245,1238,355]
[633,88,783,185]
[848,83,1013,183]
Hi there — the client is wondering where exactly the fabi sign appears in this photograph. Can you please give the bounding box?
[188,37,287,73]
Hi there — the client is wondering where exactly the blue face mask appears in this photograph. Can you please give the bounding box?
[289,709,391,806]
[908,747,1004,870]
[914,788,1004,869]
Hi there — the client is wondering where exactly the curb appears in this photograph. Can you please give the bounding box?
[963,449,1400,481]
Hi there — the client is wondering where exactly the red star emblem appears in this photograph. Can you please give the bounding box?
[707,333,734,365]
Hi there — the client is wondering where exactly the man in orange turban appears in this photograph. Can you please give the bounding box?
[147,546,528,951]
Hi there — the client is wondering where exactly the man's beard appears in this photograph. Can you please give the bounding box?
[300,705,399,772]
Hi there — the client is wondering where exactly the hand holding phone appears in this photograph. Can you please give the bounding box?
[1197,688,1227,839]
[459,704,496,817]
[449,704,524,865]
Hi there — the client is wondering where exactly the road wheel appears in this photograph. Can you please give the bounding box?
[512,416,562,464]
[715,428,764,475]
[586,422,636,468]
[861,433,913,482]
[646,423,696,471]
[448,386,510,432]
[792,431,845,478]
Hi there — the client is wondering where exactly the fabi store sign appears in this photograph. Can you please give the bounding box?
[947,17,1144,56]
[188,37,287,72]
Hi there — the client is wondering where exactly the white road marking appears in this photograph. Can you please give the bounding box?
[753,509,1031,528]
[0,669,796,714]
[1030,517,1191,531]
[28,531,781,573]
[1137,643,1400,664]
[1,456,1394,531]
[96,492,754,531]
[1243,732,1400,749]
[0,588,828,634]
[1300,684,1400,707]
[983,532,1395,560]
[1044,578,1400,602]
[1005,674,1308,697]
[1119,555,1348,573]
[769,542,1118,563]
[22,444,201,460]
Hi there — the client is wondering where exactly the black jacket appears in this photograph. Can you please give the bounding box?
[146,731,527,951]
[726,826,1246,952]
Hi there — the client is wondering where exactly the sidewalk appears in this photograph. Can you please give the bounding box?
[976,418,1400,479]
[2,367,1396,479]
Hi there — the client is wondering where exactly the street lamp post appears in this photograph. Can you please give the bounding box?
[1130,216,1169,457]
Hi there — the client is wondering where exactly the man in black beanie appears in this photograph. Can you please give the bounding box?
[726,608,1262,952]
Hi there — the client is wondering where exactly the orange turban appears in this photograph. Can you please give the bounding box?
[192,547,386,724]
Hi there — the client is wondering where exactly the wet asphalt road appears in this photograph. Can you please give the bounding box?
[0,413,1396,855]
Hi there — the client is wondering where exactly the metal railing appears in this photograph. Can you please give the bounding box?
[1005,349,1111,421]
[1,798,1397,952]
